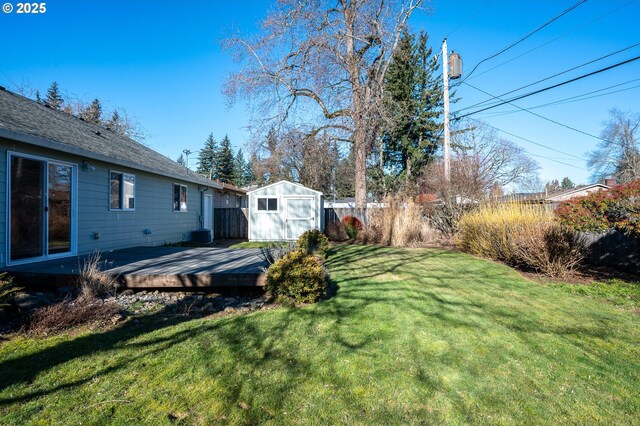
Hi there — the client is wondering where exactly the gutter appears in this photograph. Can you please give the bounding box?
[0,128,224,190]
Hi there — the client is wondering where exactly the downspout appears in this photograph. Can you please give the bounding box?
[199,186,209,229]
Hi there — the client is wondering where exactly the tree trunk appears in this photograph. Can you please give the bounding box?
[354,126,367,208]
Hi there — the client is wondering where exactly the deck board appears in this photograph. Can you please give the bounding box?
[4,247,268,288]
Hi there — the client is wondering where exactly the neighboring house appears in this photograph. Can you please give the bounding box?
[247,180,323,241]
[214,181,247,208]
[504,183,611,204]
[0,87,225,267]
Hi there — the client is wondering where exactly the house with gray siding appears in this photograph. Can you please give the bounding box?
[0,87,231,267]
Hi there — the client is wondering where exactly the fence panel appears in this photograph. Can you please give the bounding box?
[324,207,370,227]
[214,208,248,239]
[582,230,639,270]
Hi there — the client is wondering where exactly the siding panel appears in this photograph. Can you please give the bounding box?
[0,140,212,266]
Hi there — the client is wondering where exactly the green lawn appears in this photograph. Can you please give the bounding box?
[227,241,289,249]
[1,245,638,425]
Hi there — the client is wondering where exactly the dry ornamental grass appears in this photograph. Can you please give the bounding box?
[458,202,585,277]
[360,196,442,247]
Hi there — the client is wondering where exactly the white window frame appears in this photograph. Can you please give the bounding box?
[109,170,136,211]
[256,196,278,213]
[173,183,188,212]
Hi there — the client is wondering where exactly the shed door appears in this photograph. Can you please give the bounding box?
[285,197,315,240]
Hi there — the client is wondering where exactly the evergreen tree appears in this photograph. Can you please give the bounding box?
[545,179,561,193]
[379,30,443,192]
[244,153,256,185]
[45,81,64,110]
[176,154,186,167]
[81,98,103,124]
[35,90,42,104]
[561,177,575,189]
[233,148,247,186]
[106,110,123,134]
[217,135,235,183]
[197,133,218,179]
[248,151,262,185]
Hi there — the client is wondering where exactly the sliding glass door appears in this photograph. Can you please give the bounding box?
[9,154,76,263]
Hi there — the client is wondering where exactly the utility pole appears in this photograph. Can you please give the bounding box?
[442,38,451,183]
[183,149,192,169]
[442,39,462,184]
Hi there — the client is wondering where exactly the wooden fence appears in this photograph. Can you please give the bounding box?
[324,207,370,227]
[582,230,639,270]
[214,208,248,239]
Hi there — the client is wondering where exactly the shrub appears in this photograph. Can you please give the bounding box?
[512,223,586,277]
[362,196,441,246]
[297,229,330,258]
[259,242,297,265]
[424,201,475,239]
[555,179,640,236]
[25,293,120,335]
[78,251,118,298]
[0,273,20,314]
[458,202,584,277]
[265,249,327,304]
[325,221,349,242]
[342,215,363,239]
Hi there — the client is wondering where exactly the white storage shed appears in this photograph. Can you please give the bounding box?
[247,180,324,241]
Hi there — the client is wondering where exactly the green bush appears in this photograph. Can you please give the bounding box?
[342,216,363,239]
[297,229,330,258]
[0,273,20,314]
[265,249,327,304]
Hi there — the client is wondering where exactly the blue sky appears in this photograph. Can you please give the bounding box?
[2,0,639,186]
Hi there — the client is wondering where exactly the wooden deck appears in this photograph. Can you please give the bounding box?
[4,246,268,289]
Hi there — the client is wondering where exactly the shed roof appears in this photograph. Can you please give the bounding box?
[0,87,221,189]
[246,180,323,195]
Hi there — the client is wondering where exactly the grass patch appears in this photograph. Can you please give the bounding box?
[548,279,640,310]
[227,241,287,249]
[1,245,639,424]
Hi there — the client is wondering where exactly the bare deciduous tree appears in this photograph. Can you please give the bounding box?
[588,108,640,184]
[251,127,341,194]
[224,0,424,207]
[449,120,539,196]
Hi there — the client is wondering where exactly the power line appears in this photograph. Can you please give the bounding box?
[457,41,640,113]
[526,152,587,170]
[463,82,606,142]
[459,0,589,83]
[477,77,640,117]
[454,55,640,118]
[467,118,586,161]
[467,0,639,81]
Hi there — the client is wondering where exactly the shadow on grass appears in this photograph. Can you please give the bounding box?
[0,244,630,423]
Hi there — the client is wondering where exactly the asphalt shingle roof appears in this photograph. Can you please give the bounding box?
[0,87,221,189]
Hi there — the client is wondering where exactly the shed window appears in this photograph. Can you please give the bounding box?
[173,184,187,212]
[257,197,277,211]
[110,171,135,210]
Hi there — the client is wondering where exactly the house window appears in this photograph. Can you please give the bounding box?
[110,171,135,210]
[257,197,277,211]
[173,184,187,211]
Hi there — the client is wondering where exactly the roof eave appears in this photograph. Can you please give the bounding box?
[0,128,223,189]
